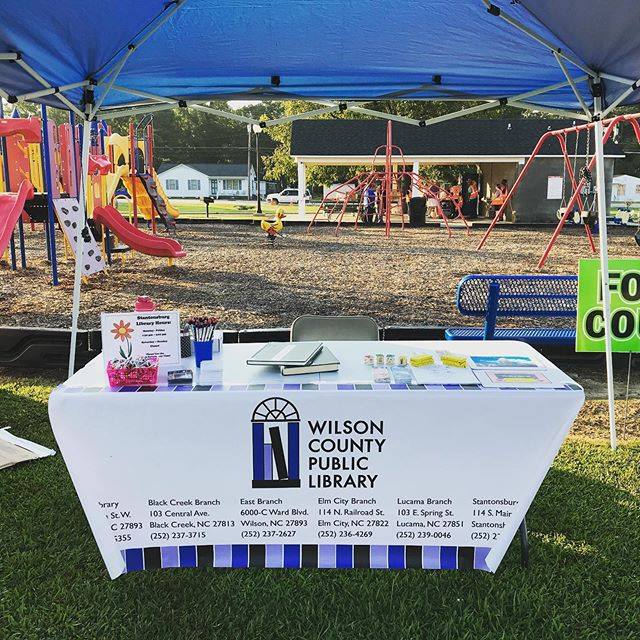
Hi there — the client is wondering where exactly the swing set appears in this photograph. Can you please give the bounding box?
[477,112,640,266]
[307,121,470,237]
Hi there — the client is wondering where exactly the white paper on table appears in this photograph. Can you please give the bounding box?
[411,363,480,385]
[473,368,571,388]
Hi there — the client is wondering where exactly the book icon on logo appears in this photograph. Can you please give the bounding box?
[251,398,301,488]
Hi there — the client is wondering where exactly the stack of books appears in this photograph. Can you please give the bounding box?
[247,342,339,375]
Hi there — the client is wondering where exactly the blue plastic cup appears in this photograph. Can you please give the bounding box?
[193,340,213,368]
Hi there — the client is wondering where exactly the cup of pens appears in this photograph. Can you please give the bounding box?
[186,316,219,368]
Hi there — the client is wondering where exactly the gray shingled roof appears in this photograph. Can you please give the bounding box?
[158,163,251,176]
[290,119,622,157]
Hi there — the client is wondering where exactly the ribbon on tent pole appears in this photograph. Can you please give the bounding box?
[68,119,92,378]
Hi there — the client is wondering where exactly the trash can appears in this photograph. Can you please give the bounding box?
[408,197,427,227]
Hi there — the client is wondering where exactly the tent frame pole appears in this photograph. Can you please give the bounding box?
[553,52,591,116]
[15,81,89,102]
[92,0,189,82]
[68,118,92,378]
[96,75,586,126]
[310,77,588,128]
[13,56,85,117]
[593,94,617,450]
[508,100,588,120]
[482,0,596,78]
[89,1,190,118]
[601,76,640,118]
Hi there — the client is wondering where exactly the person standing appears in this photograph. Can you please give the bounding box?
[501,178,515,218]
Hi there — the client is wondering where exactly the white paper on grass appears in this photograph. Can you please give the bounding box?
[0,428,56,470]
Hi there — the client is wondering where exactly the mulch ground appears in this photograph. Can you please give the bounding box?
[1,222,638,397]
[2,222,638,329]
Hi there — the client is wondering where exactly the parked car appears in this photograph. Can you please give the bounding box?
[265,188,311,205]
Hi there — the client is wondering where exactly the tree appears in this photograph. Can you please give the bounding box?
[261,101,372,188]
[1,99,68,123]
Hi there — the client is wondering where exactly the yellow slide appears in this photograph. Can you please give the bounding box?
[121,175,155,221]
[119,173,180,221]
[106,164,130,203]
[151,168,179,218]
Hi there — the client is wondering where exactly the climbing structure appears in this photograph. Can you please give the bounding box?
[307,120,469,237]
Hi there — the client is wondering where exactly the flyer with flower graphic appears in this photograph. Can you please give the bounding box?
[100,311,181,366]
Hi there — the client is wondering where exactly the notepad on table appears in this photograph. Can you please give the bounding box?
[247,342,323,367]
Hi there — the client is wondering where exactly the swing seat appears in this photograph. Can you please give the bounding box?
[556,207,566,221]
[573,211,582,225]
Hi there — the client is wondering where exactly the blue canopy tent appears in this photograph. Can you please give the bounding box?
[3,0,639,448]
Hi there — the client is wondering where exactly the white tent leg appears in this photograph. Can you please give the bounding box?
[593,98,617,450]
[68,119,92,379]
[411,161,420,196]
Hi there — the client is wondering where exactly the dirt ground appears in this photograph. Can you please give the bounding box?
[1,222,638,398]
[572,399,639,439]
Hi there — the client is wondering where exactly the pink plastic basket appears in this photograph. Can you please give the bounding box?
[106,357,159,388]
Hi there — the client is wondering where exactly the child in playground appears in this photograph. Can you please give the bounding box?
[364,186,376,225]
[468,179,479,202]
[491,183,505,219]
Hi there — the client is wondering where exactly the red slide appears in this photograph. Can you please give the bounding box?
[0,117,41,143]
[0,181,34,260]
[88,154,112,175]
[93,205,186,258]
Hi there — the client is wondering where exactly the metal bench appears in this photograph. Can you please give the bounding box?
[445,274,578,345]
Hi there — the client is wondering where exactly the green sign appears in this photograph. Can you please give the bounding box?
[576,259,640,352]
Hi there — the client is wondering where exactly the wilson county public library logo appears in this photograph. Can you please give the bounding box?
[251,398,301,488]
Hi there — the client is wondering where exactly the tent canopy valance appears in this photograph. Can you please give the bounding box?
[1,0,640,123]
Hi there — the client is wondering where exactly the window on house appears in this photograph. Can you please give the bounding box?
[188,179,201,191]
[166,179,179,190]
[615,184,626,196]
[223,179,241,191]
[635,184,640,194]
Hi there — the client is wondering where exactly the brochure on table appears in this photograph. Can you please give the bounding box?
[101,311,181,366]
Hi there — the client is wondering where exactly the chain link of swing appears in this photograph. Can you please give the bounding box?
[557,125,597,228]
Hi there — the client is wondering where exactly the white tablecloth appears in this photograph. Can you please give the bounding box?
[49,340,583,578]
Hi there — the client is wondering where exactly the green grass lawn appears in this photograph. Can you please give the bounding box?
[115,198,317,218]
[1,374,639,640]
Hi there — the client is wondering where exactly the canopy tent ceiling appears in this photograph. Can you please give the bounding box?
[1,0,640,121]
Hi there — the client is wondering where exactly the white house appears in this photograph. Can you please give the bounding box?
[157,162,265,199]
[612,174,640,203]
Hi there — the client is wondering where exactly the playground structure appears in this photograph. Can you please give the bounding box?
[0,107,184,285]
[308,121,470,237]
[106,120,179,234]
[477,113,640,267]
[0,117,39,266]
